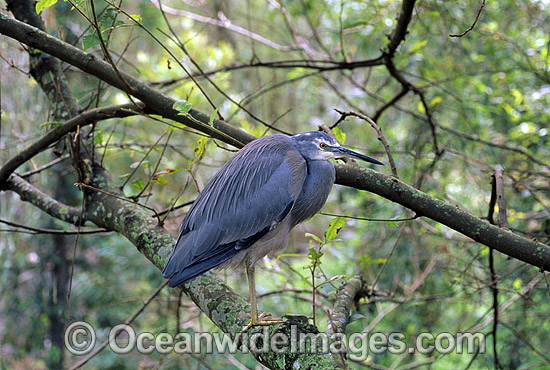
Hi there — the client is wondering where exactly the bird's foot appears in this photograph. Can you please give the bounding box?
[240,313,284,333]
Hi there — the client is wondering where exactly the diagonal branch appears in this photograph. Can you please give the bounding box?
[0,13,251,149]
[335,164,550,271]
[0,103,146,186]
[149,0,297,52]
[449,0,486,38]
[326,276,364,335]
[0,218,108,235]
[80,164,344,369]
[2,11,549,272]
[386,0,417,57]
[6,174,83,225]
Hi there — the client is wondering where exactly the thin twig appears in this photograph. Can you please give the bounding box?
[494,165,509,229]
[450,0,486,38]
[67,194,86,320]
[74,182,162,223]
[0,218,108,235]
[19,155,70,178]
[320,212,417,223]
[370,224,406,295]
[155,2,221,118]
[488,248,502,370]
[136,130,173,199]
[120,131,167,190]
[88,0,137,96]
[67,281,169,370]
[334,109,398,177]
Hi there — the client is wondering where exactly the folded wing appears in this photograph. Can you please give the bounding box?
[162,135,306,287]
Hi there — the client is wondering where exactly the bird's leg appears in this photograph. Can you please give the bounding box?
[241,263,283,333]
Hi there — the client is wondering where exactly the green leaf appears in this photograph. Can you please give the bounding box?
[511,89,523,105]
[308,247,323,260]
[186,137,208,171]
[304,232,322,243]
[132,178,145,190]
[425,11,440,18]
[429,96,442,107]
[324,216,347,243]
[130,160,148,169]
[36,0,58,14]
[194,137,207,159]
[83,33,101,51]
[408,40,427,54]
[152,175,168,185]
[417,101,426,114]
[173,100,193,115]
[208,108,218,126]
[278,253,309,259]
[343,20,369,30]
[40,121,63,128]
[128,14,142,22]
[349,312,365,322]
[93,129,103,145]
[359,256,387,265]
[333,127,346,144]
[387,220,399,228]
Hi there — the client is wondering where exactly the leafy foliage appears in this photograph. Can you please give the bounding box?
[2,0,550,369]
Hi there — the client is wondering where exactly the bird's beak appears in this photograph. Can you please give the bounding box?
[332,146,384,165]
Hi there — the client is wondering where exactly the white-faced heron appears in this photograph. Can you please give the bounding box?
[162,131,383,329]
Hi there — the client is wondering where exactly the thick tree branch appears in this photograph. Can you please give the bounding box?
[336,164,550,271]
[81,165,343,369]
[0,13,252,149]
[386,0,417,56]
[2,11,549,271]
[326,276,364,335]
[6,174,83,225]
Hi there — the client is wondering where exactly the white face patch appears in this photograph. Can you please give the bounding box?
[313,138,333,147]
[312,138,340,160]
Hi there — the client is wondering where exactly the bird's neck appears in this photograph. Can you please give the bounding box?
[291,160,336,226]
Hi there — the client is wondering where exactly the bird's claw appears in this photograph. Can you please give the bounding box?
[240,313,284,333]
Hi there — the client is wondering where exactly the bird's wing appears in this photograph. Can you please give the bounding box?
[162,135,306,286]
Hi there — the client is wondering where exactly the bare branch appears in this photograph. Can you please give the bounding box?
[334,109,398,178]
[326,276,363,335]
[335,165,550,271]
[149,0,297,52]
[19,155,70,178]
[488,248,502,370]
[0,218,108,235]
[372,87,409,121]
[494,166,510,229]
[386,0,417,57]
[440,125,549,169]
[449,0,486,38]
[67,281,169,370]
[4,12,549,271]
[6,174,83,225]
[0,103,146,186]
[0,13,251,149]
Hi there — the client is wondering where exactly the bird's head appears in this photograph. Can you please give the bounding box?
[291,131,384,165]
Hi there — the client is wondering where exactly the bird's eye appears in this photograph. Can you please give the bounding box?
[319,142,327,149]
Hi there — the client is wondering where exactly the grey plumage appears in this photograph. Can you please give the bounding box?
[162,131,383,326]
